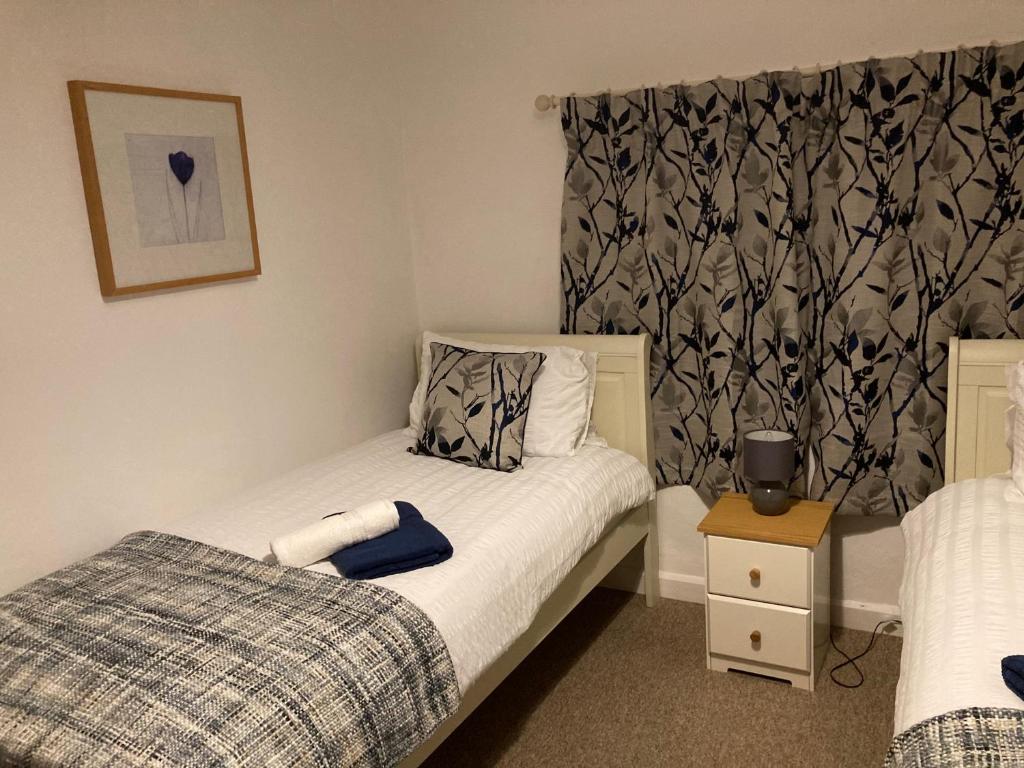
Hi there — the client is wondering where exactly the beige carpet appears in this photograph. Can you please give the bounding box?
[423,588,902,768]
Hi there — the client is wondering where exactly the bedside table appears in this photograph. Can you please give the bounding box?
[697,492,832,690]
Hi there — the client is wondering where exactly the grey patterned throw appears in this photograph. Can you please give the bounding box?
[0,531,459,768]
[414,342,545,471]
[885,707,1024,767]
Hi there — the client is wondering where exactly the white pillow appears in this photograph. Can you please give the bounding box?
[408,332,597,457]
[582,422,608,448]
[1006,405,1016,455]
[1006,362,1024,495]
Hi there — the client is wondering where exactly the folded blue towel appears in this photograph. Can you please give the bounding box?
[329,501,452,579]
[1003,656,1024,701]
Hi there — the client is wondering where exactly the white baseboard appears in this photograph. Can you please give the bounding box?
[601,566,705,603]
[653,570,706,603]
[831,598,902,635]
[602,567,902,636]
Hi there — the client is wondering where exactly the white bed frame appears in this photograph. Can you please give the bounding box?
[400,332,658,767]
[944,336,1024,482]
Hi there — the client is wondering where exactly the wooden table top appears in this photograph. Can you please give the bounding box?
[697,492,833,548]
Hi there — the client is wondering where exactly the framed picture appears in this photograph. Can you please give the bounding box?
[67,81,260,296]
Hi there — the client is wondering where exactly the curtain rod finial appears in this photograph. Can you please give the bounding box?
[534,94,558,112]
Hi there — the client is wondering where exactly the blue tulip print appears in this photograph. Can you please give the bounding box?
[168,151,193,185]
[125,133,226,248]
[168,150,197,242]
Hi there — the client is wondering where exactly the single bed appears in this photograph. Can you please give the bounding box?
[888,337,1024,765]
[164,428,654,698]
[0,332,658,768]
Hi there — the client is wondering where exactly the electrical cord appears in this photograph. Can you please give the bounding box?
[829,618,902,689]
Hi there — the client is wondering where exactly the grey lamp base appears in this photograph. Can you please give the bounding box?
[750,485,792,516]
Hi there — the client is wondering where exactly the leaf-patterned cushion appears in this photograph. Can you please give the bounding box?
[413,343,545,471]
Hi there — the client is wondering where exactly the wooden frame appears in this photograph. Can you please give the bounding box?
[944,336,1024,482]
[400,332,658,767]
[67,80,260,296]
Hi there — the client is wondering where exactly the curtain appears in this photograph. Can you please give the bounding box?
[560,42,1024,515]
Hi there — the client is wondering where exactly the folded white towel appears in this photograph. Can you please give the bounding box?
[270,499,400,568]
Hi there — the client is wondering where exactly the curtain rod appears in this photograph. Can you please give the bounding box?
[534,40,1002,112]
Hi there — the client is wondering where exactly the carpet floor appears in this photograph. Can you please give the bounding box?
[422,588,902,768]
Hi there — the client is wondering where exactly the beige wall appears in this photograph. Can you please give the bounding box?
[395,0,1024,622]
[0,0,418,594]
[400,0,1024,332]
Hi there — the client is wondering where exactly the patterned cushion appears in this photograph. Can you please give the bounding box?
[414,343,545,471]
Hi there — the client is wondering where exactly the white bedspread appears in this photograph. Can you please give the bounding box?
[895,477,1024,733]
[161,430,654,692]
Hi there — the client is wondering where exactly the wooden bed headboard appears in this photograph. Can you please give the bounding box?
[415,333,655,481]
[944,336,1024,483]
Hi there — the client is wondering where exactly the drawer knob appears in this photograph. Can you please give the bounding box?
[750,630,762,643]
[749,568,761,583]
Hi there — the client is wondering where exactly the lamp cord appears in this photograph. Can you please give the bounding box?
[829,619,902,689]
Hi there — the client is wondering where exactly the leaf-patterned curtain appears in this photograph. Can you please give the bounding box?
[561,42,1024,515]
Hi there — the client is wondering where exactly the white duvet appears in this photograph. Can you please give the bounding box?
[161,430,654,692]
[895,476,1024,733]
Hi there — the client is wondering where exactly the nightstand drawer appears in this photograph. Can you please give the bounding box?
[707,594,810,671]
[706,535,809,608]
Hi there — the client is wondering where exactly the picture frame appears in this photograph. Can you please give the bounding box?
[67,81,260,297]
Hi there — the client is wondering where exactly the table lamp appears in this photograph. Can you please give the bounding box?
[743,429,795,516]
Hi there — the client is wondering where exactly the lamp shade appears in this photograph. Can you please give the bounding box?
[743,430,795,482]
